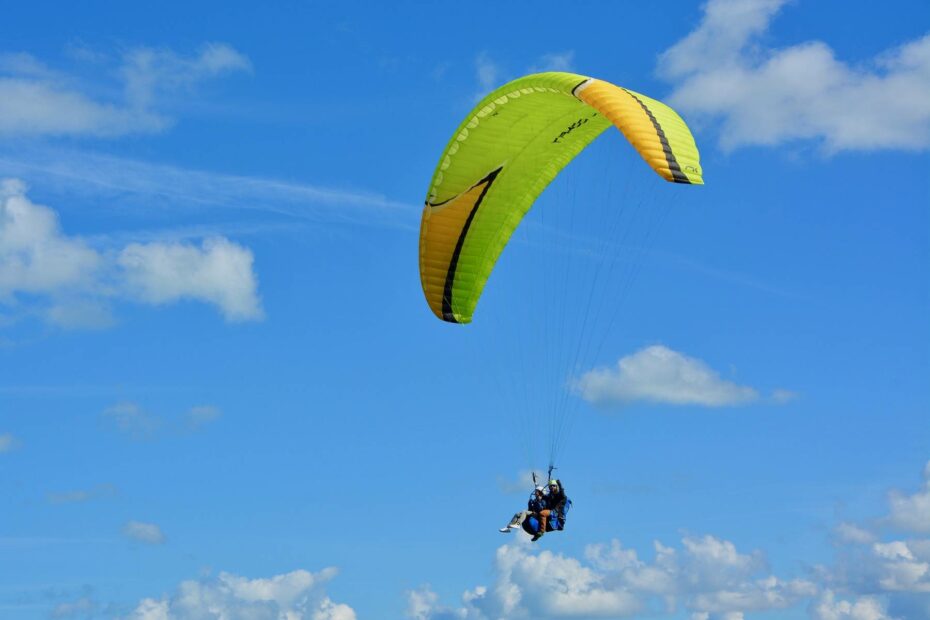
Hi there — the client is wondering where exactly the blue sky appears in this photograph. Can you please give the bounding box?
[1,1,929,618]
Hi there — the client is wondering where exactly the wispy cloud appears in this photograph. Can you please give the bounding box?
[0,148,415,228]
[120,43,251,110]
[496,469,539,495]
[51,596,97,619]
[473,50,578,98]
[528,51,575,73]
[475,52,500,95]
[46,483,118,505]
[574,345,762,407]
[834,522,876,545]
[0,432,18,453]
[126,568,355,619]
[656,249,801,299]
[184,404,222,430]
[658,0,930,152]
[0,179,262,326]
[122,520,165,545]
[0,43,250,138]
[102,401,223,440]
[102,402,161,440]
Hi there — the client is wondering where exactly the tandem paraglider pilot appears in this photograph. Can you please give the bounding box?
[499,478,572,542]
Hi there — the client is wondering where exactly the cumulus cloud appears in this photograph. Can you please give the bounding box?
[122,520,165,545]
[0,180,262,326]
[810,461,930,614]
[658,0,930,152]
[874,541,930,592]
[411,535,814,620]
[887,461,930,534]
[810,590,893,620]
[408,587,468,620]
[574,345,759,407]
[125,568,355,620]
[0,178,102,299]
[119,237,262,321]
[0,44,250,138]
[421,459,930,619]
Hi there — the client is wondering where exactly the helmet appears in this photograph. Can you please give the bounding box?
[548,479,559,487]
[535,486,545,492]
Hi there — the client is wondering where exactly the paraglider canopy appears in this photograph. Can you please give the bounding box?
[418,71,703,324]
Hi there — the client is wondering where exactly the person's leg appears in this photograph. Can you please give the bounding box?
[500,511,523,532]
[534,509,550,540]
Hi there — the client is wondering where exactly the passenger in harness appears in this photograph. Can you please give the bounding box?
[533,479,567,541]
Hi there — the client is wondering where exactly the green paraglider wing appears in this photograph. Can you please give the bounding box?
[419,72,703,323]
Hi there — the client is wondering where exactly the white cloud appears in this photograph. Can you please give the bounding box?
[0,78,166,137]
[806,461,930,613]
[0,180,263,326]
[0,178,102,298]
[118,237,262,322]
[810,590,893,620]
[424,459,930,619]
[0,148,414,230]
[681,534,762,584]
[411,535,814,620]
[888,461,930,534]
[0,432,17,452]
[122,520,165,545]
[870,540,930,593]
[125,568,355,620]
[658,0,930,152]
[574,345,759,407]
[0,44,249,138]
[407,587,468,620]
[835,522,877,545]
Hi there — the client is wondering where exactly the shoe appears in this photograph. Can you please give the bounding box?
[499,526,512,533]
[531,531,543,542]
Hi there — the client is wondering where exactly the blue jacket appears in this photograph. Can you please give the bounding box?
[527,492,546,513]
